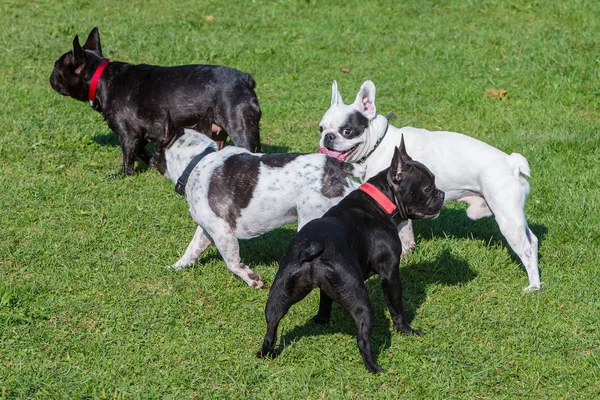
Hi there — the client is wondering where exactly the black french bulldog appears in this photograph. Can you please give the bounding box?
[256,137,445,373]
[49,27,261,175]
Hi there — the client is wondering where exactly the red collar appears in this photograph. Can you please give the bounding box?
[358,182,397,214]
[88,60,110,108]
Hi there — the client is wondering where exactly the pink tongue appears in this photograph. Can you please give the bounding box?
[318,147,347,161]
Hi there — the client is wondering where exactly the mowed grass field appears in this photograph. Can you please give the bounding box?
[1,0,599,398]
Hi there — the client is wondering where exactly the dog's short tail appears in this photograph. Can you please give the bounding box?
[297,241,325,264]
[247,75,257,90]
[507,153,531,193]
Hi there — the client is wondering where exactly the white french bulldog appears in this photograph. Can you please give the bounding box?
[318,80,540,292]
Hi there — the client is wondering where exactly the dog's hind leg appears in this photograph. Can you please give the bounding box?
[136,138,152,165]
[321,269,382,373]
[339,286,382,373]
[397,220,416,254]
[313,290,333,325]
[379,265,423,336]
[494,211,540,292]
[169,226,212,270]
[257,265,313,358]
[485,182,540,292]
[210,227,263,288]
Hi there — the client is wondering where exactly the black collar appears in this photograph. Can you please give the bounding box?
[175,147,216,195]
[356,116,389,164]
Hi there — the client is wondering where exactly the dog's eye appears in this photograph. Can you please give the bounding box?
[319,126,324,133]
[424,185,432,193]
[342,128,352,136]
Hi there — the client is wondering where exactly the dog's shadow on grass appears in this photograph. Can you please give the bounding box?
[274,249,473,367]
[239,226,297,266]
[92,131,120,147]
[414,207,548,273]
[92,131,156,175]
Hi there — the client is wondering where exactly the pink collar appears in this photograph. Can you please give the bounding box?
[358,182,397,214]
[88,60,110,108]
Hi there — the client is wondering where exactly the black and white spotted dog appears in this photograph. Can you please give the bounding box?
[154,116,364,287]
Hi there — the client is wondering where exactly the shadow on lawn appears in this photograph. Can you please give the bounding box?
[273,249,473,367]
[414,207,548,277]
[92,132,291,154]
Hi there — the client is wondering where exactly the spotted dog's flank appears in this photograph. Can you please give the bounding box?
[160,120,365,288]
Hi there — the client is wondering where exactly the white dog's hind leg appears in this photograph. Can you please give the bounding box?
[492,207,540,292]
[169,226,212,270]
[210,228,263,288]
[484,177,540,292]
[398,220,416,255]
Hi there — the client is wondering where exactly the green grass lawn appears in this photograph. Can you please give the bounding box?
[1,0,599,398]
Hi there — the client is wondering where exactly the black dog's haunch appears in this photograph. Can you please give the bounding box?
[256,136,444,373]
[49,27,261,175]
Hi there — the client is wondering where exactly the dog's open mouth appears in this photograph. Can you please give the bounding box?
[317,144,359,161]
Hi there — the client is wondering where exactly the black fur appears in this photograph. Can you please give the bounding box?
[256,139,445,373]
[208,154,260,229]
[261,153,301,168]
[320,157,355,198]
[49,27,261,175]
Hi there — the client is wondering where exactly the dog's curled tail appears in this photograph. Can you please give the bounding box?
[507,153,531,192]
[297,241,325,264]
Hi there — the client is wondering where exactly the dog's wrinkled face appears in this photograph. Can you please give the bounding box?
[318,80,379,162]
[49,27,103,101]
[388,137,445,220]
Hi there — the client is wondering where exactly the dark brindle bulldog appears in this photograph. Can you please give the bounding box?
[49,27,261,175]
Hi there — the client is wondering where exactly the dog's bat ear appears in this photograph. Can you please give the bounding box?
[398,134,412,162]
[353,80,376,120]
[72,35,85,66]
[387,146,403,184]
[83,27,102,56]
[388,136,412,184]
[331,80,344,106]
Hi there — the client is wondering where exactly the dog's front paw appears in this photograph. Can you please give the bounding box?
[256,348,276,359]
[395,324,424,337]
[245,269,263,288]
[167,262,187,271]
[366,363,384,374]
[523,283,542,293]
[409,329,425,337]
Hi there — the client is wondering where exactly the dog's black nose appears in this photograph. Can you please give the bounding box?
[324,132,336,146]
[437,190,445,200]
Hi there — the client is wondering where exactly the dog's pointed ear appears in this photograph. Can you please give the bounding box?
[331,80,344,106]
[72,35,85,68]
[387,136,412,184]
[83,27,103,56]
[353,80,376,119]
[387,146,402,184]
[398,134,412,163]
